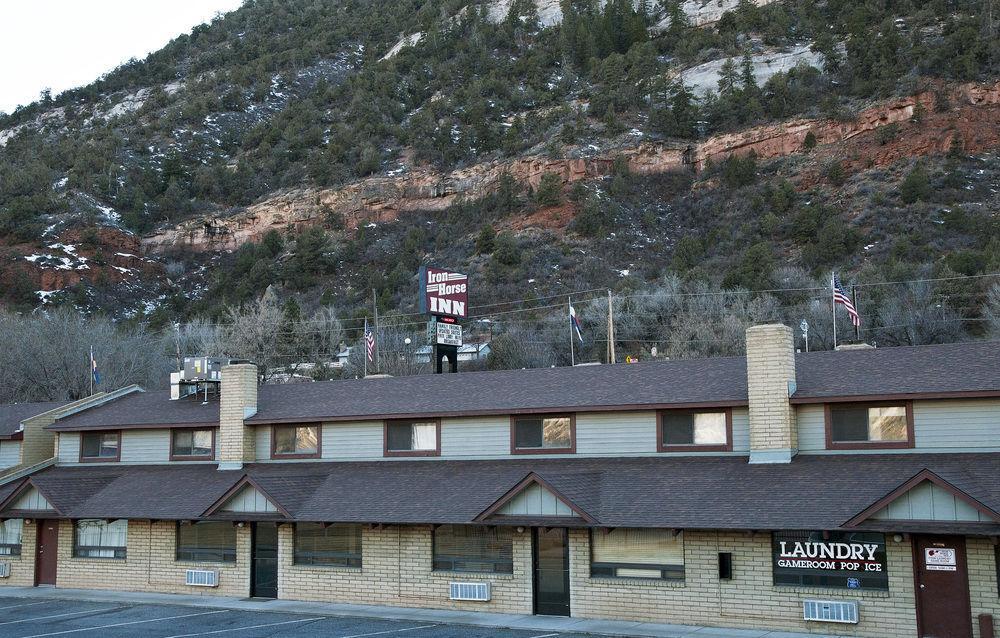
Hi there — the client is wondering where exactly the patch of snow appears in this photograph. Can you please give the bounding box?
[366,223,377,229]
[36,290,60,303]
[619,269,630,277]
[678,44,825,97]
[381,32,423,61]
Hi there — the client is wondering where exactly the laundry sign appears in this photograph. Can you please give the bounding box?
[773,531,889,590]
[924,547,957,571]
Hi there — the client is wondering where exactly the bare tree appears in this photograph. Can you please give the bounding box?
[876,282,964,346]
[985,283,1000,340]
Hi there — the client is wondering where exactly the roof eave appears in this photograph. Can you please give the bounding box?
[790,389,1000,404]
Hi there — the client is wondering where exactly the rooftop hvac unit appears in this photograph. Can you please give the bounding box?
[449,582,490,602]
[803,600,859,624]
[185,569,219,587]
[0,562,10,578]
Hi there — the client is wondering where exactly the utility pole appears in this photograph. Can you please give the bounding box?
[607,290,617,364]
[174,323,182,371]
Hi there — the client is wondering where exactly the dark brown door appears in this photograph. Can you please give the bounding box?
[533,528,570,616]
[35,520,59,586]
[914,535,973,638]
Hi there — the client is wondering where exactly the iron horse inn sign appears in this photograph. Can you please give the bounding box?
[419,266,469,319]
[772,531,889,590]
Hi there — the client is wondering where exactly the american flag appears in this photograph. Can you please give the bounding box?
[365,324,376,363]
[832,272,860,327]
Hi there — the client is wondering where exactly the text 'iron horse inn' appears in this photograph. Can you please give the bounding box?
[0,325,997,638]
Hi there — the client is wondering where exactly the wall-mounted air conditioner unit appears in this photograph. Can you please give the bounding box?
[449,581,490,601]
[0,562,10,578]
[185,569,219,587]
[803,599,859,623]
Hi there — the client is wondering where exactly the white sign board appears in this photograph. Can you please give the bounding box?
[435,322,463,347]
[924,548,957,571]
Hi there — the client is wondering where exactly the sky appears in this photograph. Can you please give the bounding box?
[0,0,245,114]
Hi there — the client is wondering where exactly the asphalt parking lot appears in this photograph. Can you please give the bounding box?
[0,597,598,638]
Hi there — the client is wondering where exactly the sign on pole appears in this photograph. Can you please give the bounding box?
[419,266,469,318]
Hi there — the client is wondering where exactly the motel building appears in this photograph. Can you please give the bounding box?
[0,324,997,638]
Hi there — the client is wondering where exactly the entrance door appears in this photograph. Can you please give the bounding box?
[34,519,59,586]
[250,522,278,598]
[533,528,570,616]
[913,535,973,638]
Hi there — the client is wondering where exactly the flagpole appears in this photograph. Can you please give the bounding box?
[830,272,838,350]
[89,345,94,396]
[372,289,380,374]
[363,318,368,378]
[852,284,861,341]
[568,296,575,367]
[607,290,617,364]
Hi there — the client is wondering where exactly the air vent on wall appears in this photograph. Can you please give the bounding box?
[803,600,859,623]
[185,569,219,587]
[449,581,490,601]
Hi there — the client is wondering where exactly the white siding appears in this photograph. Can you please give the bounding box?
[11,486,53,511]
[796,405,826,452]
[498,483,575,517]
[0,441,21,469]
[221,485,277,513]
[873,481,987,522]
[441,416,509,458]
[322,421,383,459]
[121,430,170,463]
[57,432,81,464]
[913,399,1000,451]
[798,399,1000,454]
[255,426,271,460]
[731,408,750,453]
[576,411,656,455]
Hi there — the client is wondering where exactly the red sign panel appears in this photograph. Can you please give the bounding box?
[420,266,469,318]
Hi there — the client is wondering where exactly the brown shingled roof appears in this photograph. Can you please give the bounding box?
[46,340,1000,431]
[11,453,1000,534]
[0,401,67,438]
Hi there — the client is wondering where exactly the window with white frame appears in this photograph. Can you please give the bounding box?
[590,528,684,580]
[73,519,127,558]
[0,519,22,556]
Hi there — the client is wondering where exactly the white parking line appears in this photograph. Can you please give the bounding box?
[526,634,562,638]
[0,608,120,627]
[0,601,50,611]
[162,617,324,637]
[18,609,229,637]
[337,625,439,638]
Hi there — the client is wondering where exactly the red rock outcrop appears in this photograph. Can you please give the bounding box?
[142,80,1000,253]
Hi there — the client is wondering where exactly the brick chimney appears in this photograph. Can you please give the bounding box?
[746,324,797,464]
[218,363,258,470]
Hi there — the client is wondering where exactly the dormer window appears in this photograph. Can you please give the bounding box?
[271,424,321,459]
[80,431,120,462]
[658,409,732,452]
[511,415,575,454]
[826,402,913,449]
[171,428,215,460]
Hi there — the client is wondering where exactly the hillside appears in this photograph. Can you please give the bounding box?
[1,0,999,360]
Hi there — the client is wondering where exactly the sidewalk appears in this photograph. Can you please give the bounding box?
[0,586,842,638]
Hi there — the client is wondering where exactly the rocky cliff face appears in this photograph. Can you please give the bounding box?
[142,80,1000,255]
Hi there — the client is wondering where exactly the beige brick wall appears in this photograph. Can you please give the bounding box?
[219,364,258,464]
[969,537,1000,638]
[746,324,798,457]
[278,524,533,614]
[570,529,918,638]
[53,520,250,598]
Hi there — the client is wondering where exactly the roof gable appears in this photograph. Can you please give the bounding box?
[203,476,288,518]
[846,469,1000,527]
[475,472,596,523]
[0,480,59,514]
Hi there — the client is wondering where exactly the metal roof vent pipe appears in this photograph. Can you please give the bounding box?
[746,324,798,464]
[218,361,259,471]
